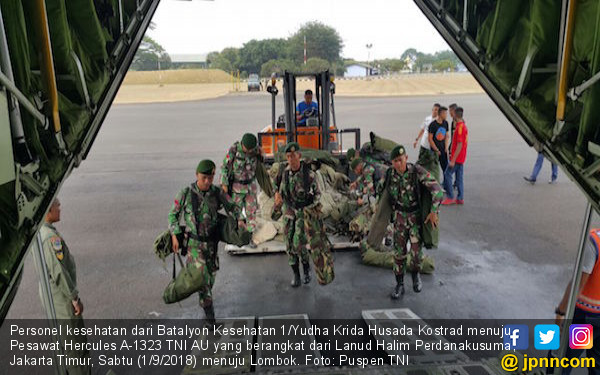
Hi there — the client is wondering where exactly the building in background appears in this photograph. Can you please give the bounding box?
[170,53,208,69]
[344,63,378,78]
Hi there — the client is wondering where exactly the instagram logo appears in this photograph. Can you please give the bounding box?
[569,324,593,349]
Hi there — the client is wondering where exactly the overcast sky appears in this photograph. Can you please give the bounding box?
[149,0,450,60]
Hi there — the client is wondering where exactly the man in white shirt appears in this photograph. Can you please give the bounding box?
[413,103,441,181]
[413,103,440,151]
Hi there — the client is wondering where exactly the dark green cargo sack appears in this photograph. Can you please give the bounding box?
[153,227,186,261]
[366,188,392,249]
[360,241,394,268]
[163,261,211,304]
[256,161,274,198]
[154,230,172,261]
[416,148,441,182]
[369,132,399,153]
[415,150,440,249]
[406,253,435,274]
[419,188,439,249]
[217,214,251,247]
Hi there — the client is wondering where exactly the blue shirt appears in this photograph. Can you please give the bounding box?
[296,101,319,125]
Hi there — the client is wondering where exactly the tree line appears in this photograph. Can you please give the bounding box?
[207,21,345,77]
[131,22,462,76]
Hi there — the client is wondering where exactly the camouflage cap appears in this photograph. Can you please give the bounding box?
[347,148,356,160]
[390,145,406,160]
[196,159,216,174]
[350,158,362,171]
[284,142,300,153]
[241,133,257,149]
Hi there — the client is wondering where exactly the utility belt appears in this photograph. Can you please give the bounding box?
[234,178,254,185]
[393,203,419,213]
[285,197,314,211]
[187,232,216,243]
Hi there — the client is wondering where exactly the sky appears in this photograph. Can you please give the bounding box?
[148,0,450,60]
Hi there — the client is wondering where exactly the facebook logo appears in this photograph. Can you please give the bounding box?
[503,325,529,350]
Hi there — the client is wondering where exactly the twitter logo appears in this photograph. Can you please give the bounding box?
[535,324,560,350]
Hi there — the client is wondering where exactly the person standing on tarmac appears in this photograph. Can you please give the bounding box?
[221,133,262,247]
[168,160,240,327]
[428,106,450,180]
[448,103,458,140]
[384,146,443,299]
[273,142,334,287]
[414,103,442,181]
[39,198,91,375]
[442,107,468,205]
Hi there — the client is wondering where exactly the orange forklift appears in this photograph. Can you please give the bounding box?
[258,70,360,162]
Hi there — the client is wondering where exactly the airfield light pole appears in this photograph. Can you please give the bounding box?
[304,35,307,65]
[366,43,373,76]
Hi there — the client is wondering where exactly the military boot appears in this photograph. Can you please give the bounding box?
[390,274,405,299]
[203,305,217,328]
[290,264,301,287]
[412,272,422,293]
[302,261,311,284]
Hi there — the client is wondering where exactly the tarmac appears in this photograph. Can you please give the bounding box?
[4,92,591,321]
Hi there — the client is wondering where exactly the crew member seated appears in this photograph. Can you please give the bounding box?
[296,89,319,126]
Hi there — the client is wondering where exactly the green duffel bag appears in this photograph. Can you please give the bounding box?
[419,188,439,249]
[163,261,212,304]
[406,253,435,274]
[369,131,399,153]
[360,240,395,269]
[153,227,187,261]
[217,214,251,247]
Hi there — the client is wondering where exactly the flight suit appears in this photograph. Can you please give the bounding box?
[39,223,90,375]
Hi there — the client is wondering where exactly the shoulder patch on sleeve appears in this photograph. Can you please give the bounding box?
[51,236,62,250]
[50,236,64,260]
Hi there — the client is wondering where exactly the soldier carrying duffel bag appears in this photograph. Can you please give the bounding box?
[158,159,249,327]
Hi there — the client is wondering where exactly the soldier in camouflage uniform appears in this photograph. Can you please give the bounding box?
[349,157,391,244]
[386,145,442,298]
[220,134,261,246]
[273,142,334,287]
[168,160,240,325]
[350,158,386,203]
[39,199,91,375]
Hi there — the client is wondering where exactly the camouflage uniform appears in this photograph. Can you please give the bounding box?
[39,223,91,375]
[355,164,376,197]
[168,183,238,307]
[387,164,443,275]
[354,162,387,199]
[276,161,334,285]
[221,142,259,232]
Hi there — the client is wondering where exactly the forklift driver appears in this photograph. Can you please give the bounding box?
[296,89,319,126]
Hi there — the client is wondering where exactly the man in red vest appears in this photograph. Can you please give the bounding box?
[556,228,600,374]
